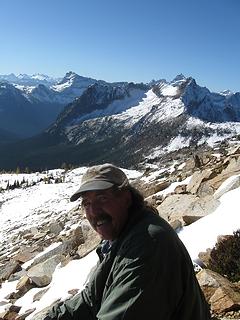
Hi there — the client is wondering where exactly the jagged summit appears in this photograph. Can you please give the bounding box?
[147,78,167,86]
[220,89,234,96]
[51,71,97,96]
[171,73,187,85]
[56,71,89,85]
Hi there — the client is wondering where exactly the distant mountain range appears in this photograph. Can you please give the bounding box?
[0,72,240,171]
[0,73,59,87]
[0,72,100,137]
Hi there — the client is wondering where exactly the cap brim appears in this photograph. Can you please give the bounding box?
[70,180,114,202]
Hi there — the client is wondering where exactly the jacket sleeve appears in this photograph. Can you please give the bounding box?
[43,286,95,319]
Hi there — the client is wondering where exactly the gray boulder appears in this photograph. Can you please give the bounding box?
[27,254,64,287]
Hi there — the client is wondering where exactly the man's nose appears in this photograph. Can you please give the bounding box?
[88,200,102,215]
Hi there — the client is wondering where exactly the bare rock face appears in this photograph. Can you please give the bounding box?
[197,269,240,314]
[197,269,228,301]
[157,194,219,223]
[132,179,170,198]
[183,156,200,172]
[201,156,240,194]
[22,304,56,320]
[27,254,64,287]
[214,175,240,199]
[182,215,204,225]
[77,225,101,258]
[49,220,64,235]
[169,219,182,231]
[33,288,49,302]
[13,247,41,264]
[157,194,197,221]
[0,305,22,319]
[210,286,240,315]
[227,145,240,156]
[198,248,212,268]
[145,193,163,208]
[0,261,22,282]
[16,308,36,319]
[16,275,34,295]
[186,169,216,194]
[174,184,187,194]
[0,310,19,319]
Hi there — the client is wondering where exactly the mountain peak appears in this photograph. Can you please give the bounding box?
[57,72,85,85]
[172,73,186,82]
[220,89,233,96]
[175,73,186,79]
[170,74,189,88]
[17,73,30,80]
[31,73,54,81]
[64,71,78,79]
[148,79,167,86]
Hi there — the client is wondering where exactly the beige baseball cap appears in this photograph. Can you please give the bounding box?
[70,163,129,201]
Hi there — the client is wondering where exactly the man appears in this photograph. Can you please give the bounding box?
[45,163,211,319]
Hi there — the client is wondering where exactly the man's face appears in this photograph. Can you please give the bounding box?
[81,188,131,240]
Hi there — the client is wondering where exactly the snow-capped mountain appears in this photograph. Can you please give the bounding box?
[0,71,99,105]
[14,72,99,106]
[51,71,98,103]
[49,81,149,131]
[0,73,59,87]
[0,72,100,137]
[181,78,240,122]
[0,73,240,171]
[46,75,240,166]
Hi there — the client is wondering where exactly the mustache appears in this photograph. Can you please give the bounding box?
[89,212,112,226]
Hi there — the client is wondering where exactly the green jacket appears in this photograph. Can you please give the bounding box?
[45,207,211,319]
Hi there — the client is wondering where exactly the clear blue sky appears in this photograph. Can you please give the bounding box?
[1,0,240,92]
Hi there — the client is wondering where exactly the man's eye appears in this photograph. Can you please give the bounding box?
[97,195,108,202]
[82,201,90,208]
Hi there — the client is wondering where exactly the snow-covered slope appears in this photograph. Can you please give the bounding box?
[0,167,142,246]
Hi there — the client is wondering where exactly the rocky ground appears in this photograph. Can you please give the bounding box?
[0,139,240,319]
